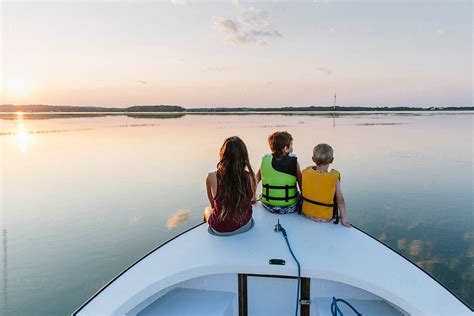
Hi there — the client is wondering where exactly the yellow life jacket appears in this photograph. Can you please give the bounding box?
[301,167,340,220]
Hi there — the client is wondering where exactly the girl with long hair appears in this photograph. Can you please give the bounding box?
[204,136,256,235]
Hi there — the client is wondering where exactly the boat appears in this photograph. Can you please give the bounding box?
[73,203,472,315]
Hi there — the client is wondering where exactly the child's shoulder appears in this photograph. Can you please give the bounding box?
[302,166,314,173]
[330,168,341,179]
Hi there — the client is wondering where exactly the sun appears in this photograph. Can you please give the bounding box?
[3,78,31,97]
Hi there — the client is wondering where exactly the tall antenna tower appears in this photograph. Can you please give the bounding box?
[332,91,337,128]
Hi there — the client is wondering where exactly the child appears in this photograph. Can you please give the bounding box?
[256,131,302,214]
[204,136,257,236]
[301,143,351,227]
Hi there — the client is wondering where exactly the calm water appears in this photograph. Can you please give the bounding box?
[1,112,472,315]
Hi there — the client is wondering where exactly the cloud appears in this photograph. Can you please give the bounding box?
[317,26,336,34]
[214,19,239,34]
[213,5,282,45]
[316,67,332,75]
[435,28,445,36]
[171,0,187,6]
[138,80,148,85]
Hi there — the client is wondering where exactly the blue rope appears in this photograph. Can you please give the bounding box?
[275,220,362,316]
[331,297,362,316]
[275,222,301,316]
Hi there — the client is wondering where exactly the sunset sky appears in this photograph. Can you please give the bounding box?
[1,0,472,108]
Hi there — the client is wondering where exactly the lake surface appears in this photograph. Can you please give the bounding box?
[1,112,472,315]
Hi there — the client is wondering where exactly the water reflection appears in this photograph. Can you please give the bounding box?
[2,112,472,314]
[166,209,191,230]
[397,239,406,250]
[378,233,387,241]
[356,122,409,126]
[2,229,8,315]
[376,223,473,306]
[111,123,161,128]
[0,113,185,121]
[408,240,424,256]
[0,113,109,120]
[2,111,454,122]
[125,114,185,119]
[15,112,31,153]
[129,212,144,225]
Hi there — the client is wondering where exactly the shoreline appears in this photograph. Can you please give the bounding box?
[1,110,473,115]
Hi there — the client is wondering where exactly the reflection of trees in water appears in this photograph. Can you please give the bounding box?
[364,220,473,308]
[125,113,185,119]
[0,113,186,121]
[0,113,185,136]
[0,113,110,120]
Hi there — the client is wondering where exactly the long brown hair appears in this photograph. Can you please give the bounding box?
[216,136,255,220]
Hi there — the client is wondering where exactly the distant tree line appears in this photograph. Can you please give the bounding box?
[185,106,473,112]
[1,104,472,113]
[0,104,185,112]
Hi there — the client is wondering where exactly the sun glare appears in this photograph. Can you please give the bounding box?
[15,112,31,153]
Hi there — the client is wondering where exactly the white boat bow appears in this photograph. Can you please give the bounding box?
[74,203,472,316]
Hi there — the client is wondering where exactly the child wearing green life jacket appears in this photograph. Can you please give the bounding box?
[301,143,351,227]
[256,131,302,214]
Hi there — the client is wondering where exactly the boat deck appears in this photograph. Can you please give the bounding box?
[75,203,471,315]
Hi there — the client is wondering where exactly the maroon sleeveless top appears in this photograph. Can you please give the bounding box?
[208,173,253,233]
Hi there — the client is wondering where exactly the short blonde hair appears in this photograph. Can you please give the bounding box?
[313,143,333,165]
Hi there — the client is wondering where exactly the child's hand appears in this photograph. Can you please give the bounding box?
[340,218,352,228]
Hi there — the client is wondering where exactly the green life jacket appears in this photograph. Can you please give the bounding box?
[260,154,297,206]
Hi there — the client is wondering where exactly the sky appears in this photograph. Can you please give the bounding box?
[0,0,472,108]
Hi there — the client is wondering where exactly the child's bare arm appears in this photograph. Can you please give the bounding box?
[335,180,351,227]
[250,172,257,203]
[256,169,261,184]
[205,172,217,209]
[296,162,302,191]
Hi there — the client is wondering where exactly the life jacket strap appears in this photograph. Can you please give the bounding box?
[302,196,340,224]
[262,183,297,202]
[262,193,298,201]
[332,196,339,224]
[301,196,335,208]
[262,184,297,189]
